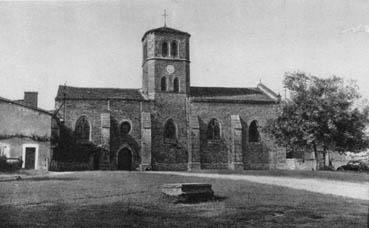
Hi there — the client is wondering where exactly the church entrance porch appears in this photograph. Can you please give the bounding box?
[117,148,132,170]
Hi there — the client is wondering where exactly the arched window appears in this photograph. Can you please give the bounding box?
[170,41,178,57]
[249,120,260,142]
[75,116,90,142]
[164,119,176,140]
[162,42,168,57]
[207,118,220,140]
[173,78,179,92]
[143,42,147,60]
[161,77,167,91]
[120,121,131,136]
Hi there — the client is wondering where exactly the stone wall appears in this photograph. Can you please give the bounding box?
[109,100,145,169]
[57,99,108,144]
[154,59,190,94]
[55,95,286,171]
[189,101,286,170]
[150,93,189,170]
[57,99,150,170]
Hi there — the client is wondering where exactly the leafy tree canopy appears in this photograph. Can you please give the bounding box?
[264,72,369,154]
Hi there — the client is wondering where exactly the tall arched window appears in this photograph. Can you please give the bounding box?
[75,116,90,142]
[162,42,168,57]
[161,77,167,91]
[249,120,260,142]
[170,41,178,57]
[143,42,147,60]
[173,78,179,92]
[207,118,220,140]
[164,119,176,140]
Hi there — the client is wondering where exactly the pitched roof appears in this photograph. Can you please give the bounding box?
[189,86,278,104]
[55,86,145,101]
[0,96,53,116]
[142,26,190,41]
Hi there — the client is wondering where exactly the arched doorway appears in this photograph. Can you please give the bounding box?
[117,148,132,170]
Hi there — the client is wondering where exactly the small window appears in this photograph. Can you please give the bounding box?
[143,42,147,60]
[173,78,179,92]
[249,120,260,142]
[164,119,176,140]
[207,119,220,140]
[161,77,167,91]
[75,116,90,142]
[171,41,178,57]
[162,42,168,57]
[120,121,131,135]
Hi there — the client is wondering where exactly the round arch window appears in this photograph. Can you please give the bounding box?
[162,42,168,57]
[207,118,220,140]
[249,120,260,142]
[120,121,132,135]
[164,119,176,140]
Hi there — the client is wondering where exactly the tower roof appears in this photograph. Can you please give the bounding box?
[141,26,190,41]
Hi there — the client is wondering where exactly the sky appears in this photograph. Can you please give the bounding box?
[0,0,369,110]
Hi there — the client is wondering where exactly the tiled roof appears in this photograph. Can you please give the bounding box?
[0,96,52,116]
[189,86,277,103]
[142,26,190,41]
[55,86,145,101]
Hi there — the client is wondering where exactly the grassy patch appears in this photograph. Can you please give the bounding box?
[0,171,367,227]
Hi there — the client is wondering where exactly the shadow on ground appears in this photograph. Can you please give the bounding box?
[0,200,354,228]
[162,194,227,204]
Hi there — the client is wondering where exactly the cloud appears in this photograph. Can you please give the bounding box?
[342,24,369,34]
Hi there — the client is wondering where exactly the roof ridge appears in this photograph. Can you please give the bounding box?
[257,83,280,101]
[190,86,258,89]
[142,26,190,41]
[59,85,140,90]
[0,96,53,116]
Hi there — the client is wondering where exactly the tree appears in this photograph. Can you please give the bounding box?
[264,72,369,169]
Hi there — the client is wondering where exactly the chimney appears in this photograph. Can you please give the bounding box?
[24,92,38,108]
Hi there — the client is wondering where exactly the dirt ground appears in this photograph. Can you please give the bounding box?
[0,171,368,227]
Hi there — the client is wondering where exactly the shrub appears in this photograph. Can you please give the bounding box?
[49,160,93,171]
[0,155,7,171]
[0,155,22,172]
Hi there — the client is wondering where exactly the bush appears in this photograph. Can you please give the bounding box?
[0,155,7,170]
[49,160,93,171]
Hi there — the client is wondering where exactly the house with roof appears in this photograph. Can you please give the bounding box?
[55,26,286,171]
[0,92,53,170]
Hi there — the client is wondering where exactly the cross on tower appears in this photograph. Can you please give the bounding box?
[162,9,168,27]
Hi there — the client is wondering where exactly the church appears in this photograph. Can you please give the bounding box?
[55,26,286,171]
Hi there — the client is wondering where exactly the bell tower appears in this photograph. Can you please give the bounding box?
[141,26,190,99]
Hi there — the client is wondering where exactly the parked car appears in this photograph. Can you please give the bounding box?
[337,160,369,172]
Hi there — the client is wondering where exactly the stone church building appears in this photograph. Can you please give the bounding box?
[55,26,286,171]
